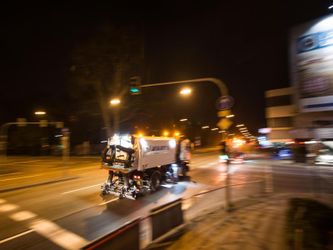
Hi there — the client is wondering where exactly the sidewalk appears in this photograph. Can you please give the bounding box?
[165,193,333,250]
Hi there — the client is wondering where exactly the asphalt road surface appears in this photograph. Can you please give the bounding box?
[0,152,332,249]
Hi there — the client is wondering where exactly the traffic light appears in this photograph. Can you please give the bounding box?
[129,76,141,95]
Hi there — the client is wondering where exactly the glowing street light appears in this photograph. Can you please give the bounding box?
[226,114,235,118]
[179,87,192,96]
[110,98,121,106]
[174,131,180,137]
[201,125,209,129]
[34,111,46,116]
[163,130,169,137]
[329,4,333,9]
[236,124,244,127]
[179,118,188,122]
[211,128,219,131]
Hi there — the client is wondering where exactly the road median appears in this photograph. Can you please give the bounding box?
[0,174,79,193]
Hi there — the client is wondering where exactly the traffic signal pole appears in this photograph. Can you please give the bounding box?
[137,77,233,211]
[141,77,228,96]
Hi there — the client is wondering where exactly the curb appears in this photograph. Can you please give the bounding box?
[144,224,186,250]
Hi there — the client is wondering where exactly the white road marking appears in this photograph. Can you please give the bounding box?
[31,219,88,250]
[99,197,119,206]
[10,211,37,221]
[71,166,100,171]
[0,198,88,249]
[0,172,23,177]
[0,204,19,212]
[0,160,43,166]
[62,184,101,195]
[0,174,43,182]
[0,230,34,244]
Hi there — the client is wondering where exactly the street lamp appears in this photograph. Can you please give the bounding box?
[236,124,244,127]
[163,130,169,137]
[226,114,235,118]
[110,98,121,106]
[179,87,192,96]
[34,111,46,116]
[110,98,121,134]
[201,125,209,129]
[179,118,188,122]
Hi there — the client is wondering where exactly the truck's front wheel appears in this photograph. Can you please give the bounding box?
[150,171,161,192]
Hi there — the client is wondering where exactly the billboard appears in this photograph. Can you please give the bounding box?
[290,14,333,112]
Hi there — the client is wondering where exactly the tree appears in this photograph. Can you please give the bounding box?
[68,22,144,140]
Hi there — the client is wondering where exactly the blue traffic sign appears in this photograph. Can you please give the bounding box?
[216,96,234,110]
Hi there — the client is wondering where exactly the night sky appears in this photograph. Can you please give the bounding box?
[1,0,332,139]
